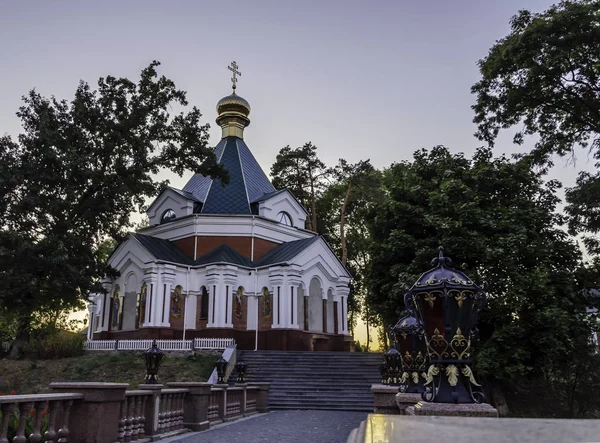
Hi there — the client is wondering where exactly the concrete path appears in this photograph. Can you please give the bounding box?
[171,410,368,443]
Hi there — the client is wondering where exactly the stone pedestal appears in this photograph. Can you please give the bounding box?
[371,384,401,414]
[395,392,421,415]
[248,382,270,413]
[168,382,212,431]
[139,383,164,436]
[405,401,499,417]
[49,382,128,443]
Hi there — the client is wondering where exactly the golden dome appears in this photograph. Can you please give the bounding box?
[216,91,251,117]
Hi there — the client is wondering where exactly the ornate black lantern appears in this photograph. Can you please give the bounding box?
[379,360,388,384]
[142,340,164,384]
[383,347,402,385]
[235,361,247,383]
[404,247,487,404]
[391,315,428,393]
[216,356,228,384]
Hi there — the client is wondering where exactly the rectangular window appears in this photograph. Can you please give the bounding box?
[212,285,216,324]
[225,285,229,324]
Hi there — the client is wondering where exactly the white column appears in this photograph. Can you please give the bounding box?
[336,296,343,335]
[87,303,94,339]
[342,296,348,334]
[290,285,298,328]
[206,278,219,327]
[271,285,280,328]
[99,280,113,331]
[162,282,172,326]
[151,271,163,326]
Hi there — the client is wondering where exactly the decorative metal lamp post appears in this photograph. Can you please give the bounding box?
[143,340,164,384]
[391,315,428,393]
[235,361,247,383]
[404,247,487,404]
[383,347,402,385]
[216,357,228,384]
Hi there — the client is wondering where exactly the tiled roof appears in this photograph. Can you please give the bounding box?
[194,244,252,267]
[132,234,195,265]
[182,139,227,202]
[181,137,275,214]
[253,236,321,267]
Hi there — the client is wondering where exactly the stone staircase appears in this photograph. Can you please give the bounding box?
[228,350,383,411]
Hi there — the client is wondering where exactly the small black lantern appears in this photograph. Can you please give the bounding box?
[216,356,228,384]
[379,360,389,384]
[235,361,247,383]
[404,247,487,404]
[391,314,428,393]
[143,340,164,384]
[383,347,402,385]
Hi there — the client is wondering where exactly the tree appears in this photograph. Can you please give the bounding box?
[318,159,382,346]
[471,0,600,254]
[0,61,227,357]
[366,145,600,415]
[270,142,329,231]
[472,0,600,159]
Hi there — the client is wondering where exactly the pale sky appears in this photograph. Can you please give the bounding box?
[2,0,595,347]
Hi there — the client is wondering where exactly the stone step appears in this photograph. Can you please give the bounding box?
[229,350,379,411]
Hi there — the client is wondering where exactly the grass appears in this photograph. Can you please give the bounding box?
[0,352,219,394]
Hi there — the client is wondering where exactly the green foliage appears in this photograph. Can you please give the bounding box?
[270,142,329,231]
[0,61,227,352]
[472,0,600,158]
[24,331,86,360]
[471,0,600,255]
[4,406,49,442]
[365,145,600,416]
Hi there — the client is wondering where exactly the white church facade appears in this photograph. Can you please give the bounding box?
[88,65,353,351]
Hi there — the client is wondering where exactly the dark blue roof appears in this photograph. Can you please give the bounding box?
[182,137,275,214]
[253,236,321,267]
[132,234,195,265]
[182,139,227,202]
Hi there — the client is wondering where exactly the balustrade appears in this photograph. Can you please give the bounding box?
[0,382,267,443]
[158,389,186,433]
[0,393,83,443]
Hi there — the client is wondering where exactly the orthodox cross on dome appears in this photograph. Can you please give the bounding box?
[228,61,241,90]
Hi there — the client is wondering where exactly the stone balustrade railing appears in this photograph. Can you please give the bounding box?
[157,389,186,434]
[0,381,270,443]
[0,392,83,443]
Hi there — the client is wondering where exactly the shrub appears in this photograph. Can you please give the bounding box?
[24,331,86,359]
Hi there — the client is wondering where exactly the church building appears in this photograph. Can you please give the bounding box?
[89,63,352,351]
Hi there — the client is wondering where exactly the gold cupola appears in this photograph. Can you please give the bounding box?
[216,61,251,139]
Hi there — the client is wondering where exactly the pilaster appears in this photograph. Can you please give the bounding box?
[337,286,351,335]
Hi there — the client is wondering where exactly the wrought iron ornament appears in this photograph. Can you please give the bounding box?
[143,340,165,384]
[404,247,487,404]
[390,314,428,393]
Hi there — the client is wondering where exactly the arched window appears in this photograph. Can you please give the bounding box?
[277,211,293,227]
[161,209,176,224]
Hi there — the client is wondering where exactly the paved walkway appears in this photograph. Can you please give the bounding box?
[172,411,367,443]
